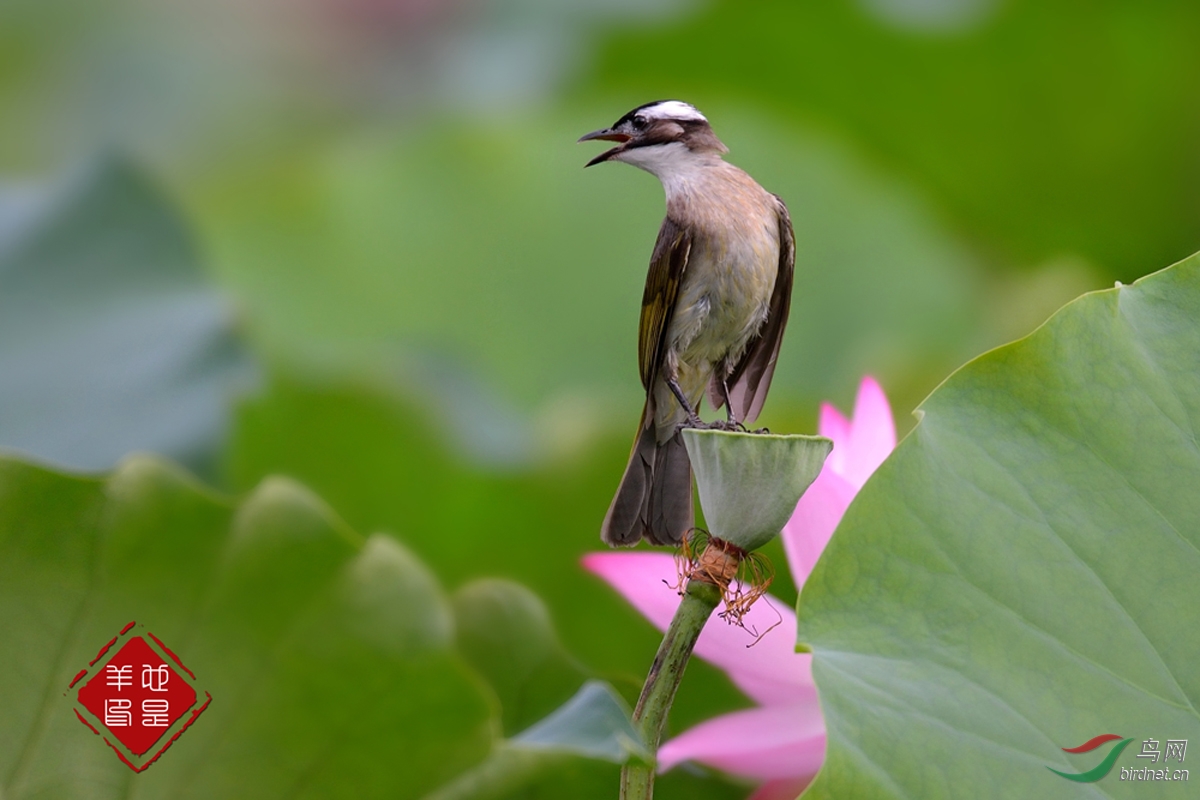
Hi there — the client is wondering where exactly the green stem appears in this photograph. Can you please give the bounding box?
[619,577,722,799]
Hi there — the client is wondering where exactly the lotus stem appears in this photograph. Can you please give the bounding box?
[619,546,733,799]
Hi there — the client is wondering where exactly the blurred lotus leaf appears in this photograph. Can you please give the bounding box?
[224,373,776,796]
[0,453,648,799]
[0,155,255,474]
[453,578,591,735]
[511,681,645,763]
[200,107,979,425]
[797,254,1200,797]
[594,0,1200,279]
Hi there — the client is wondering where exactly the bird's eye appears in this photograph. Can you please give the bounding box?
[632,115,647,130]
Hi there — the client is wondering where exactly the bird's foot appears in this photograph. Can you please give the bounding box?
[666,377,705,429]
[707,419,748,433]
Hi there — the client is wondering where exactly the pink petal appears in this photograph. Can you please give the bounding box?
[781,468,857,587]
[747,777,815,800]
[817,402,851,476]
[840,376,896,490]
[582,553,812,705]
[658,702,825,781]
[700,593,813,706]
[582,552,680,630]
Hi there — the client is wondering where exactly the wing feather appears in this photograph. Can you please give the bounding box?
[723,195,795,423]
[638,217,692,390]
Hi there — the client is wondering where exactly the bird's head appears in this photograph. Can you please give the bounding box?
[579,100,728,176]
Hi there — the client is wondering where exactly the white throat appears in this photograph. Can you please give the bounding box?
[615,142,717,198]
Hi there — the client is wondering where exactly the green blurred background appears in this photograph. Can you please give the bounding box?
[2,0,1198,795]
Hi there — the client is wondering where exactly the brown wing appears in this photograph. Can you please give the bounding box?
[723,194,795,423]
[638,217,692,390]
[602,217,692,548]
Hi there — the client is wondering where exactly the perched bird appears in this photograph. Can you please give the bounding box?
[581,100,795,547]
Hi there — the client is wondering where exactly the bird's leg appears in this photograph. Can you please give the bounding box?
[708,378,747,432]
[667,377,704,428]
[722,378,748,431]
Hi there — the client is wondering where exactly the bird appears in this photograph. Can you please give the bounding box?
[580,100,795,547]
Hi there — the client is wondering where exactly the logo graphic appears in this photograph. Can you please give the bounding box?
[67,621,211,772]
[1049,734,1135,782]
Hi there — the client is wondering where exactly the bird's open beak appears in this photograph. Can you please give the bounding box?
[579,128,632,167]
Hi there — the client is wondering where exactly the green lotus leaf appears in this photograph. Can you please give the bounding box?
[453,578,590,735]
[0,454,642,798]
[0,156,254,474]
[797,254,1200,798]
[511,681,646,763]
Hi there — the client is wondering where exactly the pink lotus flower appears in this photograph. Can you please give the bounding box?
[583,376,895,800]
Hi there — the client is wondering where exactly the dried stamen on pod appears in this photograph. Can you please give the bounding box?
[674,530,775,637]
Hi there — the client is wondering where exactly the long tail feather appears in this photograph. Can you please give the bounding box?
[601,402,693,546]
[601,405,655,546]
[647,429,692,545]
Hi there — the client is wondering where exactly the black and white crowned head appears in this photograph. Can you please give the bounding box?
[578,100,729,177]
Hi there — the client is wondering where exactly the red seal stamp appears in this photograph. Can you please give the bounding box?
[68,621,210,772]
